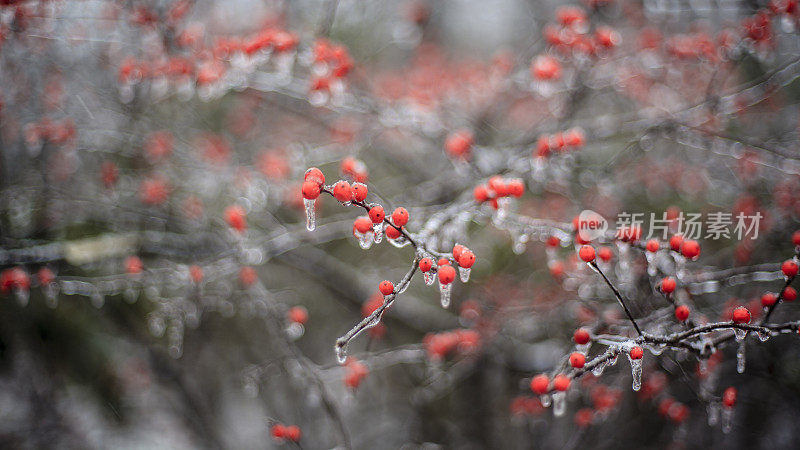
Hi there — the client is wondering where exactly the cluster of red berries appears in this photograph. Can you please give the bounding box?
[423,328,481,360]
[534,128,585,157]
[343,357,369,389]
[472,176,525,206]
[309,38,353,93]
[541,6,621,59]
[530,373,571,395]
[416,244,476,286]
[270,423,301,442]
[24,118,76,146]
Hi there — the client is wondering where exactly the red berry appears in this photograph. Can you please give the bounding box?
[288,306,308,324]
[304,167,325,185]
[646,239,660,253]
[569,352,586,368]
[240,266,257,287]
[530,374,550,395]
[547,236,560,247]
[732,306,751,324]
[793,231,800,246]
[598,246,612,262]
[458,250,475,268]
[660,277,676,294]
[419,258,433,272]
[225,205,247,232]
[669,234,684,252]
[301,181,321,200]
[391,207,409,227]
[675,305,690,322]
[379,280,394,296]
[37,267,55,286]
[681,240,700,259]
[783,286,797,302]
[351,182,368,202]
[189,265,204,283]
[573,328,591,345]
[531,54,562,81]
[333,180,352,202]
[438,265,456,284]
[473,185,489,202]
[574,408,594,428]
[271,424,286,440]
[782,260,798,278]
[438,258,450,266]
[368,205,385,224]
[629,346,644,360]
[354,217,372,234]
[125,256,143,275]
[761,292,778,307]
[722,387,737,408]
[386,225,401,239]
[445,129,473,159]
[284,425,301,442]
[553,374,571,391]
[488,176,507,197]
[507,179,524,198]
[578,245,596,262]
[452,244,466,261]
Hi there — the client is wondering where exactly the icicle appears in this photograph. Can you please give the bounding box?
[628,355,643,391]
[148,315,166,337]
[736,340,746,374]
[707,403,720,426]
[646,252,657,276]
[91,292,105,308]
[388,235,411,248]
[243,379,259,398]
[540,394,551,407]
[458,266,471,283]
[304,198,316,231]
[286,323,304,340]
[512,232,529,255]
[721,407,734,433]
[355,230,374,249]
[373,222,384,243]
[552,391,566,416]
[15,289,29,307]
[649,343,666,355]
[576,343,590,354]
[439,282,452,308]
[124,287,138,303]
[44,285,58,308]
[335,344,348,364]
[757,329,771,342]
[733,328,747,342]
[398,281,409,294]
[424,272,435,285]
[592,360,607,376]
